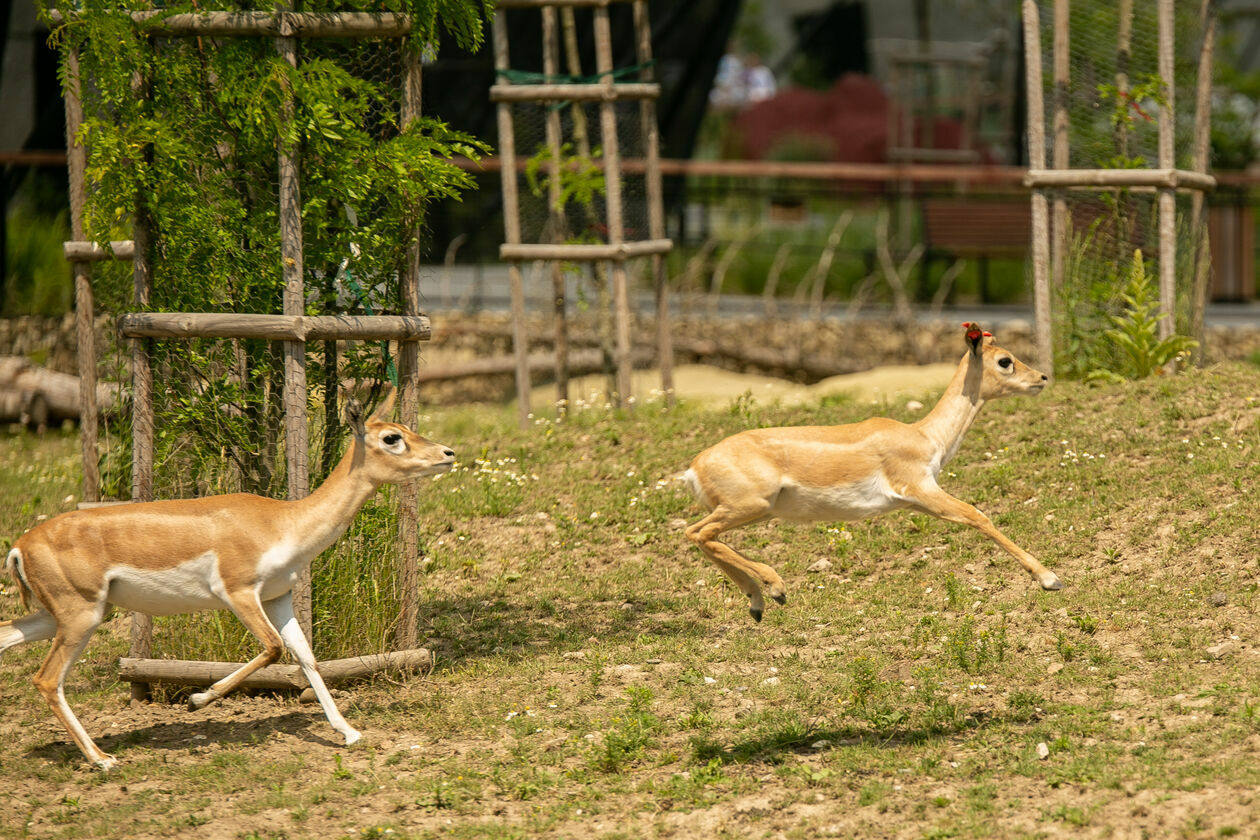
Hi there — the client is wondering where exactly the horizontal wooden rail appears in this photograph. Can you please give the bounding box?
[48,10,413,37]
[64,240,135,261]
[1024,168,1217,191]
[495,0,635,7]
[499,238,673,261]
[119,648,432,690]
[464,156,1033,186]
[0,150,67,166]
[118,313,431,342]
[490,82,660,102]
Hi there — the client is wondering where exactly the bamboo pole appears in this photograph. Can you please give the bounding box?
[1115,0,1134,267]
[276,11,311,637]
[1024,168,1215,190]
[496,0,637,7]
[493,13,532,430]
[634,0,674,405]
[500,239,672,260]
[63,48,101,504]
[1050,0,1069,314]
[560,8,593,162]
[1157,0,1176,343]
[488,82,660,102]
[594,5,633,408]
[1189,0,1216,362]
[395,40,424,651]
[542,6,571,410]
[559,6,613,392]
[62,240,136,260]
[1023,0,1053,376]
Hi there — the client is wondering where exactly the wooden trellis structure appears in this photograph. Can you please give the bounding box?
[1021,0,1217,373]
[492,0,674,428]
[57,9,436,697]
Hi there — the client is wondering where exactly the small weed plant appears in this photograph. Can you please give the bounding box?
[1087,249,1198,382]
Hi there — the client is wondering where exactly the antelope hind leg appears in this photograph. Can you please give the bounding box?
[686,507,787,621]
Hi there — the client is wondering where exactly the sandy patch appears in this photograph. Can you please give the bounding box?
[530,363,956,410]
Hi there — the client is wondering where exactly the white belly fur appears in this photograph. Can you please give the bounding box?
[107,551,227,615]
[772,473,905,523]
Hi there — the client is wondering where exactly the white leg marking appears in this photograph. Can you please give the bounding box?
[263,595,361,745]
[0,610,57,654]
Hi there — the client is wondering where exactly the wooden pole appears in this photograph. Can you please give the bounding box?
[1189,0,1216,362]
[1114,0,1134,267]
[542,6,571,410]
[1157,0,1176,343]
[594,5,633,408]
[493,13,532,430]
[634,0,674,405]
[1050,0,1069,314]
[1023,0,1053,376]
[129,72,156,702]
[63,48,101,503]
[276,12,312,637]
[394,39,424,651]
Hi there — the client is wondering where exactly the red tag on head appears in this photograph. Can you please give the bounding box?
[983,331,992,337]
[963,322,984,351]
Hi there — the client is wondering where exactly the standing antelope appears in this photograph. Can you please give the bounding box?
[1,388,454,770]
[684,324,1057,622]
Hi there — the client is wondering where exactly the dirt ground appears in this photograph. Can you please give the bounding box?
[6,361,1260,840]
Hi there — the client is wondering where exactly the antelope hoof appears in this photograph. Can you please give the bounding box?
[343,729,363,746]
[1038,572,1063,591]
[771,592,787,606]
[749,606,763,623]
[94,753,119,772]
[188,690,219,710]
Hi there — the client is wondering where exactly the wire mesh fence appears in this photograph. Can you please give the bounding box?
[1027,0,1211,374]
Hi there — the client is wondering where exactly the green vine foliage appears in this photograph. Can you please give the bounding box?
[524,141,606,219]
[43,1,491,498]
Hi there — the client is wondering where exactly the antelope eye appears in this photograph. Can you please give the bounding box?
[382,432,402,445]
[998,357,1013,369]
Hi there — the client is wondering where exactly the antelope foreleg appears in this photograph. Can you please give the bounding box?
[263,594,361,746]
[910,487,1061,590]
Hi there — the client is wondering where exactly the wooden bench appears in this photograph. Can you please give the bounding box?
[921,197,1030,302]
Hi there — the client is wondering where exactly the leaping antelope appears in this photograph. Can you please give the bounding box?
[684,324,1056,622]
[1,388,455,770]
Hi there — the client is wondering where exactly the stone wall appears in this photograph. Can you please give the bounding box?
[3,313,1258,398]
[0,315,113,375]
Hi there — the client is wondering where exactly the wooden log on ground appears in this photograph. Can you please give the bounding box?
[0,357,121,430]
[118,648,432,691]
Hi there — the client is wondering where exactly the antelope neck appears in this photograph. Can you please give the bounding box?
[286,436,380,550]
[914,351,986,469]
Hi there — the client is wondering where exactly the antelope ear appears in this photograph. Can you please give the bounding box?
[369,385,397,422]
[343,393,367,438]
[963,322,985,355]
